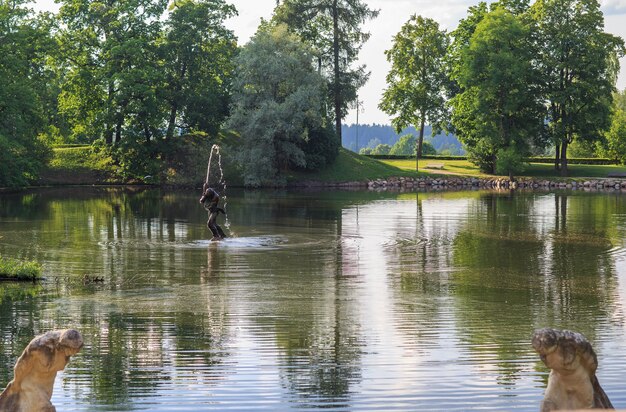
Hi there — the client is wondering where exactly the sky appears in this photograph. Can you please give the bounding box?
[32,0,626,126]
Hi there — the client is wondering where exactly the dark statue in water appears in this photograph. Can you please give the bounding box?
[532,328,613,411]
[0,329,83,412]
[200,184,226,241]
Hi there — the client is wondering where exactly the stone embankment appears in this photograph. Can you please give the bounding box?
[365,176,626,191]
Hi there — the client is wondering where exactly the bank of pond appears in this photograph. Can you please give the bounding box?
[0,256,41,282]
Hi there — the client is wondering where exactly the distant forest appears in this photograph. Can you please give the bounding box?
[342,124,465,155]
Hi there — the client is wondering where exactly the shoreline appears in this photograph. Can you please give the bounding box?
[291,176,626,191]
[5,175,626,192]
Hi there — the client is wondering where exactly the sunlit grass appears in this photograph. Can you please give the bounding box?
[383,159,626,179]
[0,256,42,281]
[289,148,423,182]
[50,146,113,172]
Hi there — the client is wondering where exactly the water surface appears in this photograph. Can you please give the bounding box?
[1,187,626,411]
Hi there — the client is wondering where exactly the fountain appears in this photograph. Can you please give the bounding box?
[201,144,230,237]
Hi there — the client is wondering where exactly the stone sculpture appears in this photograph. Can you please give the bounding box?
[532,328,613,411]
[0,329,83,412]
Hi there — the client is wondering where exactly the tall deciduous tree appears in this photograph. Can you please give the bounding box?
[379,15,449,171]
[273,0,378,144]
[227,24,329,187]
[57,0,168,144]
[0,0,52,187]
[161,0,237,139]
[449,7,543,176]
[530,0,625,175]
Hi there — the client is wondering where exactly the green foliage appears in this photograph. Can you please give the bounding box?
[0,0,54,187]
[161,0,238,138]
[227,24,331,187]
[273,0,379,139]
[379,15,449,159]
[0,256,42,281]
[530,0,626,175]
[0,134,50,188]
[101,139,162,182]
[161,131,242,186]
[449,7,543,174]
[389,134,436,156]
[495,147,527,177]
[57,0,169,144]
[389,134,416,155]
[300,123,339,171]
[602,108,626,164]
[371,144,392,155]
[48,145,109,171]
[567,140,598,158]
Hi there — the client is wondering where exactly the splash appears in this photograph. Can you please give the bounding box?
[205,144,231,231]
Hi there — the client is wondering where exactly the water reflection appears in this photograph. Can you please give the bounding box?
[1,188,626,410]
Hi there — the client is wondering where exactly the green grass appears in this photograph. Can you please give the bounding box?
[290,148,422,182]
[41,146,116,185]
[384,159,486,176]
[49,146,113,172]
[523,163,626,178]
[0,256,42,281]
[383,159,626,179]
[43,144,626,186]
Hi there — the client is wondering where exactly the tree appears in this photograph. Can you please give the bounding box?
[226,24,329,186]
[601,90,626,163]
[160,0,238,139]
[370,144,391,155]
[0,0,52,187]
[379,15,449,171]
[449,7,543,177]
[273,0,379,143]
[530,0,625,175]
[389,134,436,156]
[57,0,168,145]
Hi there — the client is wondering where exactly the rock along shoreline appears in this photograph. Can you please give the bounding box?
[293,176,626,191]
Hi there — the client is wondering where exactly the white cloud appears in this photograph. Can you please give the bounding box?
[600,0,626,15]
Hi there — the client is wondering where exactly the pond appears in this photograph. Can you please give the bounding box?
[1,187,626,411]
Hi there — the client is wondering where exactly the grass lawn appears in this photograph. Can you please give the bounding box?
[42,146,115,185]
[0,256,42,281]
[289,149,422,182]
[383,159,626,179]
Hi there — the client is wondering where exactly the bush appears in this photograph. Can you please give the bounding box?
[496,147,527,177]
[300,124,339,171]
[0,134,51,188]
[163,131,242,186]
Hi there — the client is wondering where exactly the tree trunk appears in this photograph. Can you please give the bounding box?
[332,0,342,145]
[166,63,187,140]
[143,122,151,144]
[166,103,178,140]
[416,117,425,172]
[105,82,115,145]
[560,140,569,177]
[115,116,123,144]
[554,142,560,171]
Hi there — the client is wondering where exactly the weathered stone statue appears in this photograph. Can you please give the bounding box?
[0,329,83,412]
[532,328,613,411]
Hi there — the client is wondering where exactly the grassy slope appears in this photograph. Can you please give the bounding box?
[289,148,420,183]
[41,146,115,185]
[383,159,626,179]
